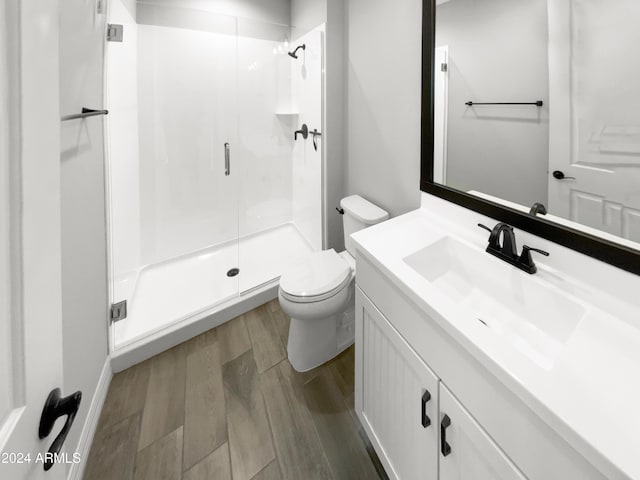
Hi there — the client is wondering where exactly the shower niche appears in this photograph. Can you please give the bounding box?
[105,0,324,352]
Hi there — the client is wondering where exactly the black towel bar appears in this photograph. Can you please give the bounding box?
[465,101,543,107]
[61,108,109,121]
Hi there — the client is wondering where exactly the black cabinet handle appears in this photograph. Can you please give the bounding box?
[421,390,431,428]
[441,414,452,457]
[39,388,82,471]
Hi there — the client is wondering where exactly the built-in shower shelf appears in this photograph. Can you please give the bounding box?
[275,111,299,116]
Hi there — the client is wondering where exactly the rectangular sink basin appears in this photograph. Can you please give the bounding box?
[404,236,586,369]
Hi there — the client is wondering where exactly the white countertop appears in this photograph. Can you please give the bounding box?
[351,199,640,480]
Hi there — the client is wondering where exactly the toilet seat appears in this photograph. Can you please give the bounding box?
[280,249,352,304]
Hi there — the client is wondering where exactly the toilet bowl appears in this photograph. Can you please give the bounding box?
[279,195,389,372]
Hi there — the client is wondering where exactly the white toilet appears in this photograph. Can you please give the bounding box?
[279,195,389,372]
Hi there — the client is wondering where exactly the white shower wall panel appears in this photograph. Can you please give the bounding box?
[237,32,294,237]
[292,28,324,251]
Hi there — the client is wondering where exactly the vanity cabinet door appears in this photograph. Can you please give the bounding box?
[356,288,439,480]
[439,383,527,480]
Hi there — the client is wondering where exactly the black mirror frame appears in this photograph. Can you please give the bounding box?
[420,0,640,276]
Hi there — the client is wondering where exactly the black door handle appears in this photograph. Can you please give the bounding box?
[421,390,431,428]
[552,170,576,180]
[441,414,452,457]
[39,388,82,471]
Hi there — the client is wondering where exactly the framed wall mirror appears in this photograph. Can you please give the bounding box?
[421,0,640,275]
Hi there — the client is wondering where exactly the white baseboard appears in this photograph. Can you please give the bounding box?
[68,357,112,480]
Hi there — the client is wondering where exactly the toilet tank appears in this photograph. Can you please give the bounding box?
[340,195,389,257]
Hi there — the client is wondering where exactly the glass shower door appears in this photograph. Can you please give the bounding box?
[106,4,240,348]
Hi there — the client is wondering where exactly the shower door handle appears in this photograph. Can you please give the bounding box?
[224,143,230,176]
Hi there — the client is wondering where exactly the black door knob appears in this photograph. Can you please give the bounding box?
[552,170,576,180]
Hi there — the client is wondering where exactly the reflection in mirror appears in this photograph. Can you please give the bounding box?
[433,0,640,250]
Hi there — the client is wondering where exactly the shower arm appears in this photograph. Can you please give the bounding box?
[288,44,306,59]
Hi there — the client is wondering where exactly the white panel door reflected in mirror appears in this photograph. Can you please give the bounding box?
[433,0,640,250]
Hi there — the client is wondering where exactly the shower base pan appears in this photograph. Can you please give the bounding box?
[110,222,313,371]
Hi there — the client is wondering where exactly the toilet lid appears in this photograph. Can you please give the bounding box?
[280,249,351,300]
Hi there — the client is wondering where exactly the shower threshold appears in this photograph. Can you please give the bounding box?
[110,222,314,369]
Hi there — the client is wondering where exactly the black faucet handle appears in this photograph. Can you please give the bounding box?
[519,245,550,273]
[477,223,492,233]
[522,245,549,257]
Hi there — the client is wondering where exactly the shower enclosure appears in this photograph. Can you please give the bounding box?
[105,1,324,352]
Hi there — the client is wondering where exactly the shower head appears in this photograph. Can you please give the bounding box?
[288,44,306,59]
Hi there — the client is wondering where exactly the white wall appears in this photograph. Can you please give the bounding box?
[346,0,423,218]
[436,0,549,207]
[0,3,13,424]
[137,2,289,41]
[120,0,137,18]
[291,0,326,38]
[137,0,291,26]
[58,0,109,472]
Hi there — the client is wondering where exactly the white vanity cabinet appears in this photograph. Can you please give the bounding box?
[439,384,526,480]
[356,288,525,480]
[357,288,439,480]
[351,203,636,480]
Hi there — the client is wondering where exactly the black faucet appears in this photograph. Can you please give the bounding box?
[529,202,547,216]
[478,223,549,274]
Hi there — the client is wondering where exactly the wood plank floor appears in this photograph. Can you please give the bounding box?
[84,300,388,480]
